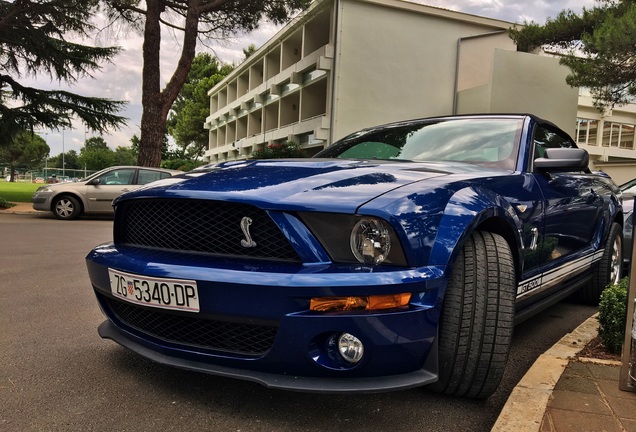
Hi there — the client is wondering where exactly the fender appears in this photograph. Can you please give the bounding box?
[428,186,523,271]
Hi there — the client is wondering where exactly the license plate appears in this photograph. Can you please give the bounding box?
[108,269,200,313]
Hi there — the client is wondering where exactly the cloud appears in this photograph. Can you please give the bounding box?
[26,1,595,158]
[412,0,596,23]
[30,17,284,158]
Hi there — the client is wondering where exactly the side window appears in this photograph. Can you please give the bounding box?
[137,169,167,185]
[98,169,135,185]
[533,125,574,158]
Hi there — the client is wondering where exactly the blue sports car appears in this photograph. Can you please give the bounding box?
[86,114,623,398]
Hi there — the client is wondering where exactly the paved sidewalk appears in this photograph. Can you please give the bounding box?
[0,202,43,215]
[493,314,636,432]
[541,359,636,431]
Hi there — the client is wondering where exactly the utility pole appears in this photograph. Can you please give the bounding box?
[62,129,66,178]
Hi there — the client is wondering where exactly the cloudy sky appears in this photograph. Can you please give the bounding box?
[28,0,597,158]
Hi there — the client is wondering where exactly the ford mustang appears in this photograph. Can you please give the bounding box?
[86,114,623,398]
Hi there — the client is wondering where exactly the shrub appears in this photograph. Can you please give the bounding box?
[161,159,206,172]
[0,197,16,209]
[598,277,629,354]
[250,141,306,159]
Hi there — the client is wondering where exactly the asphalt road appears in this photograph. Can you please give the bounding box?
[0,212,597,432]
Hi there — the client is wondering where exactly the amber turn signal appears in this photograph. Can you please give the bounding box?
[310,293,411,312]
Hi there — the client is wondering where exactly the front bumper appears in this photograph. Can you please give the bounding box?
[98,319,438,393]
[87,244,447,393]
[31,193,51,210]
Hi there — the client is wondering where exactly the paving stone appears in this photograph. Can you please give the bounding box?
[587,363,621,381]
[549,389,612,415]
[554,374,599,395]
[549,408,624,432]
[598,378,636,399]
[606,396,636,420]
[620,418,636,432]
[565,361,592,377]
[540,412,555,432]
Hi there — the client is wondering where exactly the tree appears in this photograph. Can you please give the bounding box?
[64,150,81,170]
[167,53,234,160]
[0,131,49,181]
[510,1,636,110]
[79,136,116,170]
[84,136,110,151]
[0,0,127,149]
[130,134,170,160]
[102,0,310,168]
[48,150,80,170]
[243,44,257,59]
[161,158,205,172]
[114,146,137,165]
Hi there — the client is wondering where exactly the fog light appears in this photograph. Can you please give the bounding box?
[338,333,364,364]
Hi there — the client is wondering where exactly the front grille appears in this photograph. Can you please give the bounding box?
[103,295,278,356]
[116,199,299,261]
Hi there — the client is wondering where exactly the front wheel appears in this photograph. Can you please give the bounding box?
[53,195,81,220]
[428,231,516,399]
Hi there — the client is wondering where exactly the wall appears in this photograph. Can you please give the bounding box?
[331,0,513,141]
[593,162,636,185]
[458,49,578,136]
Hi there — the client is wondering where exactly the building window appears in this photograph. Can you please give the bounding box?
[576,118,598,146]
[601,121,635,149]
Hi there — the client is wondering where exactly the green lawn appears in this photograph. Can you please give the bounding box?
[0,180,42,203]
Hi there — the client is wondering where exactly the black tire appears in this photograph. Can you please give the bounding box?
[576,222,623,305]
[53,195,81,220]
[428,231,516,399]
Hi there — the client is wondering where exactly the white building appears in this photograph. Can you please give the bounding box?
[204,0,636,184]
[574,89,636,184]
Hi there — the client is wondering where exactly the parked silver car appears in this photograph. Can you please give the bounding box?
[32,166,182,220]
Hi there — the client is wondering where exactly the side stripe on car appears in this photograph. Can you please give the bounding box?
[516,250,604,298]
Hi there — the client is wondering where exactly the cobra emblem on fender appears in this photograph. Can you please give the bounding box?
[240,216,257,248]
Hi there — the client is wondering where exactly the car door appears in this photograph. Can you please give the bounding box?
[85,168,137,213]
[530,123,604,292]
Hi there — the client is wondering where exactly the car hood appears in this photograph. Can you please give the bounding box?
[117,159,499,213]
[35,180,87,191]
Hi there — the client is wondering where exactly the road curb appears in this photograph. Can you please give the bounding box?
[0,210,45,215]
[0,203,44,215]
[491,313,599,432]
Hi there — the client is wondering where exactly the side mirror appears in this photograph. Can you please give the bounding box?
[87,178,101,186]
[534,148,589,171]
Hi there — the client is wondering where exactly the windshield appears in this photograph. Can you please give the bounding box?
[316,118,524,170]
[79,166,116,182]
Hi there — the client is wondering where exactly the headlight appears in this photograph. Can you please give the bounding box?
[35,187,52,193]
[350,218,391,264]
[299,213,408,266]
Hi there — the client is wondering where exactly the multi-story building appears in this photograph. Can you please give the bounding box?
[204,0,635,184]
[575,89,636,184]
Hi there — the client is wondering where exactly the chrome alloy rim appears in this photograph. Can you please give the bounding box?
[55,199,74,218]
[609,235,622,285]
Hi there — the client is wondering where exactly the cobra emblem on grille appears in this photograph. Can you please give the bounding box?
[240,217,257,248]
